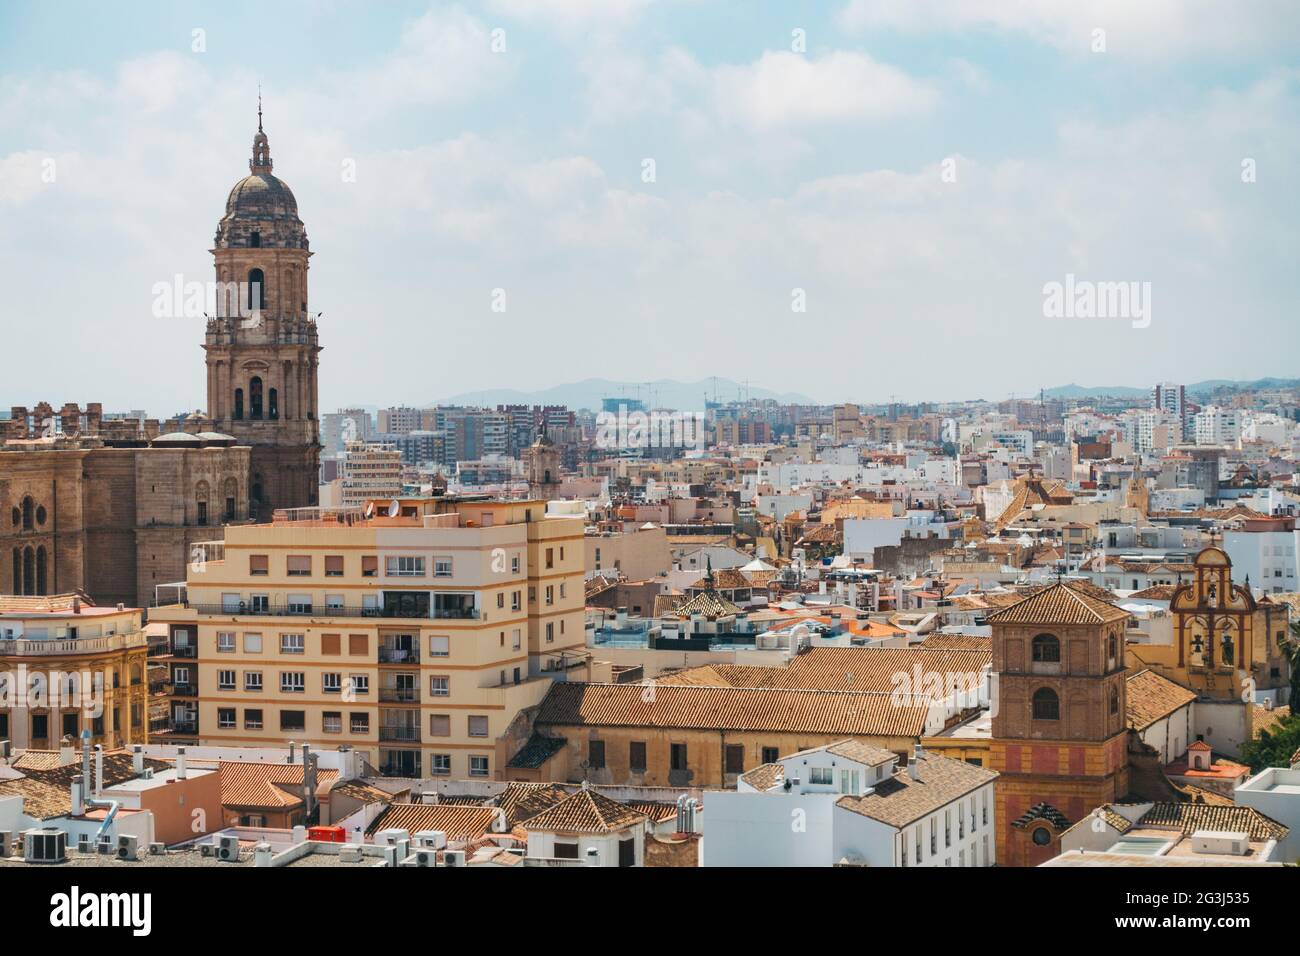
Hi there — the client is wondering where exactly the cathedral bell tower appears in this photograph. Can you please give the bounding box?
[204,98,321,516]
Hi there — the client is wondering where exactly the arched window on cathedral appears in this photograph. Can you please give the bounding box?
[10,507,19,527]
[249,377,264,419]
[22,547,35,596]
[1032,687,1060,721]
[35,546,46,596]
[11,548,20,593]
[233,388,244,420]
[195,480,210,527]
[268,388,279,420]
[1031,633,1060,663]
[21,496,34,531]
[1107,633,1118,663]
[1109,686,1120,715]
[247,269,266,310]
[223,478,238,523]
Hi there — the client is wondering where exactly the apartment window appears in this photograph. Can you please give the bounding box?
[545,622,554,644]
[286,555,311,576]
[280,633,305,654]
[762,746,779,764]
[512,629,521,651]
[323,672,342,694]
[430,754,451,776]
[348,634,368,656]
[983,790,989,826]
[468,715,488,737]
[244,632,263,653]
[250,594,269,613]
[280,672,305,693]
[559,583,566,599]
[429,714,451,737]
[589,740,606,769]
[217,670,236,691]
[280,710,306,732]
[216,632,235,653]
[244,671,263,692]
[244,709,263,730]
[945,810,952,848]
[217,708,236,729]
[386,555,424,577]
[325,594,344,611]
[469,756,489,777]
[322,712,342,734]
[287,594,312,614]
[349,713,369,734]
[545,585,554,606]
[321,633,341,656]
[324,555,344,577]
[809,767,833,785]
[629,741,647,771]
[930,822,937,855]
[430,676,449,697]
[249,554,269,576]
[511,591,521,612]
[724,744,744,775]
[361,555,378,578]
[545,547,554,569]
[554,842,579,860]
[497,593,505,609]
[511,555,520,574]
[349,674,369,696]
[434,557,453,577]
[429,635,450,658]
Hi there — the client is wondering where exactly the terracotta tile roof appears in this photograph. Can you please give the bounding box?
[1253,704,1292,739]
[9,751,66,771]
[0,750,170,819]
[625,800,682,824]
[669,588,742,619]
[836,754,997,829]
[535,682,931,738]
[1019,579,1119,603]
[1134,803,1288,841]
[825,740,900,766]
[365,802,503,840]
[328,779,396,806]
[495,782,569,827]
[1010,802,1072,831]
[1129,584,1177,600]
[521,787,648,834]
[505,733,567,769]
[218,761,339,810]
[1126,669,1197,732]
[0,776,75,820]
[740,763,785,791]
[987,582,1129,626]
[920,633,992,650]
[0,591,96,614]
[655,646,990,697]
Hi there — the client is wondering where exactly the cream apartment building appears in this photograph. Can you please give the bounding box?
[151,496,587,778]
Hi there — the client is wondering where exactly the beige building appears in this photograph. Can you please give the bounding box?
[151,496,587,779]
[340,441,402,508]
[585,524,671,581]
[0,594,151,750]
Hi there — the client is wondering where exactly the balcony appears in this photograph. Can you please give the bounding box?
[172,683,197,698]
[172,644,198,658]
[0,633,149,657]
[379,725,421,743]
[377,646,420,664]
[379,687,420,703]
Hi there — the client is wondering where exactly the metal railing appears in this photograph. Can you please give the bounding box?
[378,725,421,742]
[379,687,420,703]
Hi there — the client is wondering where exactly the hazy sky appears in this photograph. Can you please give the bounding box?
[1,0,1297,414]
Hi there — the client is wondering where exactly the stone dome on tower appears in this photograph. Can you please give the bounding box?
[214,99,309,251]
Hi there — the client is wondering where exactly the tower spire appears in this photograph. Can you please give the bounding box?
[257,85,263,132]
[250,89,273,174]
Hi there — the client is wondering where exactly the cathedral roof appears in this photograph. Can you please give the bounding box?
[986,581,1129,626]
[223,172,300,223]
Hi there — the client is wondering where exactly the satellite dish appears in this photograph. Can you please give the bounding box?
[363,502,375,519]
[387,499,401,518]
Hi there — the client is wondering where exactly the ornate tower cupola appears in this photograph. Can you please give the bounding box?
[203,95,321,515]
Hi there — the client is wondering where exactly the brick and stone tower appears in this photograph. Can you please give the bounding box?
[986,582,1132,866]
[204,98,320,516]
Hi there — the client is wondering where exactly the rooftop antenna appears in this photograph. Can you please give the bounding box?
[257,84,263,132]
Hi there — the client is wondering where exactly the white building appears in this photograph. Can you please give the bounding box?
[1223,517,1299,595]
[340,440,403,507]
[1193,406,1241,446]
[702,741,998,867]
[521,785,648,866]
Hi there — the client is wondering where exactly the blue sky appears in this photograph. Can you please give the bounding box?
[1,0,1297,413]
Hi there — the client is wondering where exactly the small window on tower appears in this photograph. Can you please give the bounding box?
[250,231,261,248]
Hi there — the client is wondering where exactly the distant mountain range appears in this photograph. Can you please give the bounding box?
[1042,378,1300,400]
[432,378,817,411]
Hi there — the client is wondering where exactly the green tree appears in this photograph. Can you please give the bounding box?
[1240,712,1300,772]
[1280,621,1300,707]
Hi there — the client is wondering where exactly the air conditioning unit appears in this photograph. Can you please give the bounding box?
[117,835,140,860]
[399,850,435,867]
[22,828,66,864]
[77,833,93,854]
[414,830,447,850]
[444,849,466,867]
[374,827,410,847]
[96,835,114,855]
[148,842,167,856]
[199,842,215,857]
[217,835,241,861]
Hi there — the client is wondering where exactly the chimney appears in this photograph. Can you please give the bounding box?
[907,755,919,781]
[288,741,297,764]
[72,596,81,615]
[176,746,187,780]
[71,778,85,817]
[59,740,76,767]
[81,732,92,798]
[254,842,273,868]
[132,744,144,776]
[94,744,105,796]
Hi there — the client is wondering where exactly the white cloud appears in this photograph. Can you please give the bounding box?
[838,0,1300,58]
[709,51,938,129]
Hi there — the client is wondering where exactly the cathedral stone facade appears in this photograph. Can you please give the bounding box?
[0,109,320,607]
